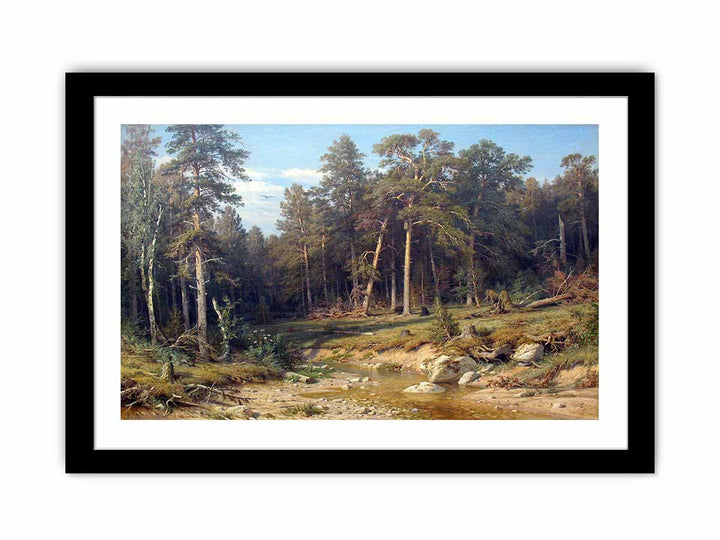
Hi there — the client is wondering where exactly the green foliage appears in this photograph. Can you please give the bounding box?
[256,296,271,324]
[572,302,599,346]
[282,403,324,417]
[432,297,460,341]
[246,330,299,371]
[508,270,543,304]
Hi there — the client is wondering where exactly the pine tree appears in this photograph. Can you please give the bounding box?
[164,125,249,360]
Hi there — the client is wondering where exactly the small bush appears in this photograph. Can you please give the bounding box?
[572,303,599,346]
[432,297,460,341]
[246,330,299,371]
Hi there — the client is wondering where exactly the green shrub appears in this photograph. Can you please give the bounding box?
[432,297,460,341]
[246,330,299,371]
[573,303,599,346]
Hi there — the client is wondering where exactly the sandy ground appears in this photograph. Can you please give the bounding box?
[123,350,598,420]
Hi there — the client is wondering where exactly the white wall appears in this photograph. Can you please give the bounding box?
[1,1,716,538]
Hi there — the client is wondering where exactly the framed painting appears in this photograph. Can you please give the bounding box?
[65,72,654,473]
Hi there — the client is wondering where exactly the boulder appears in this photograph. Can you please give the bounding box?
[420,355,477,383]
[512,343,544,362]
[458,371,481,385]
[283,371,316,384]
[402,382,446,394]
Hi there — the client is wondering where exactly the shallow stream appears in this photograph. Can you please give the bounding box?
[302,361,556,420]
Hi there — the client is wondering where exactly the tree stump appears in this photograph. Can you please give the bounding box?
[459,324,478,339]
[160,361,175,382]
[420,306,430,316]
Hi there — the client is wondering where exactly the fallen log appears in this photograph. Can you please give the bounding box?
[470,344,512,361]
[523,294,572,309]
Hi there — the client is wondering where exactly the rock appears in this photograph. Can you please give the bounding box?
[512,343,544,362]
[347,377,363,383]
[357,407,371,414]
[402,382,446,394]
[399,329,412,338]
[341,385,351,390]
[420,355,477,383]
[458,371,481,385]
[361,376,370,383]
[552,402,566,409]
[516,390,535,398]
[411,408,419,412]
[284,372,316,384]
[226,405,256,418]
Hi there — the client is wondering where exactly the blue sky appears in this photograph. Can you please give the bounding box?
[143,124,598,234]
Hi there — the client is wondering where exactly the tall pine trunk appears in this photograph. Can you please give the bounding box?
[428,236,440,299]
[303,243,312,308]
[194,242,209,360]
[362,213,389,315]
[403,218,412,315]
[349,240,359,308]
[558,214,568,269]
[180,261,190,331]
[390,237,397,310]
[321,231,329,303]
[580,206,591,263]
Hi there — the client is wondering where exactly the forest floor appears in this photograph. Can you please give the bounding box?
[121,303,598,420]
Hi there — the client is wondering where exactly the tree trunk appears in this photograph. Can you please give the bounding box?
[128,265,139,323]
[350,240,359,308]
[321,231,329,303]
[402,218,412,315]
[190,126,209,361]
[467,189,483,306]
[212,297,231,362]
[390,238,397,311]
[140,208,165,347]
[180,270,190,331]
[362,213,389,315]
[194,242,209,360]
[558,214,568,269]
[170,278,177,312]
[580,206,591,263]
[428,237,440,299]
[302,243,312,308]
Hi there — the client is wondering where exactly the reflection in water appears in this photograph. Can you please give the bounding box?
[302,362,557,420]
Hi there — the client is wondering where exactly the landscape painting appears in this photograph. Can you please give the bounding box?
[121,124,599,420]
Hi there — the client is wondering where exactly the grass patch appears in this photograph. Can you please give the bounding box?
[281,403,324,417]
[120,353,283,410]
[517,345,598,388]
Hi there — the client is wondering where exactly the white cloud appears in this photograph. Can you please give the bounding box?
[154,155,173,167]
[233,180,284,233]
[244,168,271,179]
[278,168,323,185]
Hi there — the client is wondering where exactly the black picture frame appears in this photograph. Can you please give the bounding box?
[66,72,655,474]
